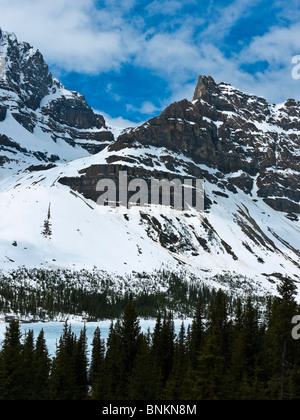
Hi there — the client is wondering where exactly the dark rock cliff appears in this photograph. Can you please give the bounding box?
[0,29,114,162]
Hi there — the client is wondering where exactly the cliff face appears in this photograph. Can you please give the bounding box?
[103,75,299,213]
[0,29,114,170]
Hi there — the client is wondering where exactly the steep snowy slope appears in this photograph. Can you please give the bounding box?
[0,30,299,302]
[0,144,298,299]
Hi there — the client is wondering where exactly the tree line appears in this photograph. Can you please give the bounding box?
[0,268,235,320]
[0,277,299,400]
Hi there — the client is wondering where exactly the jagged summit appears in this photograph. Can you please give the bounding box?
[105,73,300,213]
[193,75,220,101]
[0,29,114,171]
[0,28,18,46]
[0,28,54,110]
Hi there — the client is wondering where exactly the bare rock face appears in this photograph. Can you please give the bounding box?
[41,94,105,130]
[193,75,217,101]
[100,75,299,214]
[0,29,114,165]
[0,105,6,121]
[0,31,53,111]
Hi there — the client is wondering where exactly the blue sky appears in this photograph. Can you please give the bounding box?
[1,0,300,124]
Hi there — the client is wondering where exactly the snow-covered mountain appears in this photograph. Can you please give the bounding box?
[0,29,114,177]
[0,30,299,302]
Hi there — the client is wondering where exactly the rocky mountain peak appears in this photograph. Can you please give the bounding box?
[192,75,235,112]
[0,29,114,170]
[0,28,54,110]
[103,74,300,214]
[193,75,220,101]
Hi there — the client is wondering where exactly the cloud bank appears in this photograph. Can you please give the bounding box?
[0,0,299,119]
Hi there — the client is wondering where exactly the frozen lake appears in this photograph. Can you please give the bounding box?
[0,318,192,358]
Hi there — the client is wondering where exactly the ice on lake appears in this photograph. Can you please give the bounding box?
[0,318,192,358]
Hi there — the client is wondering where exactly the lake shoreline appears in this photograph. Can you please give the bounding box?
[0,318,193,358]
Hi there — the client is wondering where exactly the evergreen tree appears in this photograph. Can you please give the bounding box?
[192,290,229,400]
[277,277,297,303]
[164,322,187,399]
[263,277,298,399]
[89,326,105,390]
[183,297,205,400]
[73,326,89,400]
[32,329,51,400]
[118,302,142,399]
[228,298,246,399]
[128,335,162,400]
[98,320,123,400]
[95,305,143,400]
[229,297,264,400]
[207,290,230,363]
[49,322,78,400]
[0,320,25,400]
[188,296,205,369]
[152,311,175,386]
[151,311,163,360]
[22,329,35,400]
[194,332,226,400]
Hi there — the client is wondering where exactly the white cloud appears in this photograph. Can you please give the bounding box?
[136,33,200,78]
[239,25,300,65]
[200,0,264,42]
[97,110,142,137]
[230,23,300,102]
[0,0,141,73]
[127,101,162,115]
[146,0,185,16]
[0,0,299,108]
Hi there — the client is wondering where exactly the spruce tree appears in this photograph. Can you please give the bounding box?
[99,320,123,399]
[119,302,142,399]
[263,277,298,399]
[151,311,163,361]
[154,311,175,386]
[228,298,246,399]
[0,320,25,400]
[194,332,226,400]
[183,296,205,400]
[89,326,105,390]
[192,290,229,400]
[49,322,77,400]
[164,322,187,399]
[128,335,162,400]
[277,276,297,303]
[229,297,264,400]
[22,329,35,400]
[188,296,205,369]
[32,329,51,400]
[74,326,89,400]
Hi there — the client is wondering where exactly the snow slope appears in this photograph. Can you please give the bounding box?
[0,145,299,299]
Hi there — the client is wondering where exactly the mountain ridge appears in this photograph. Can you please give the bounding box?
[0,29,299,303]
[0,28,115,175]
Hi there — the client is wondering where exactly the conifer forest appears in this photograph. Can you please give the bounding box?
[1,277,300,401]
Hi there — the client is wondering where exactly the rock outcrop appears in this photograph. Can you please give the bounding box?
[0,29,114,168]
[101,76,299,213]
